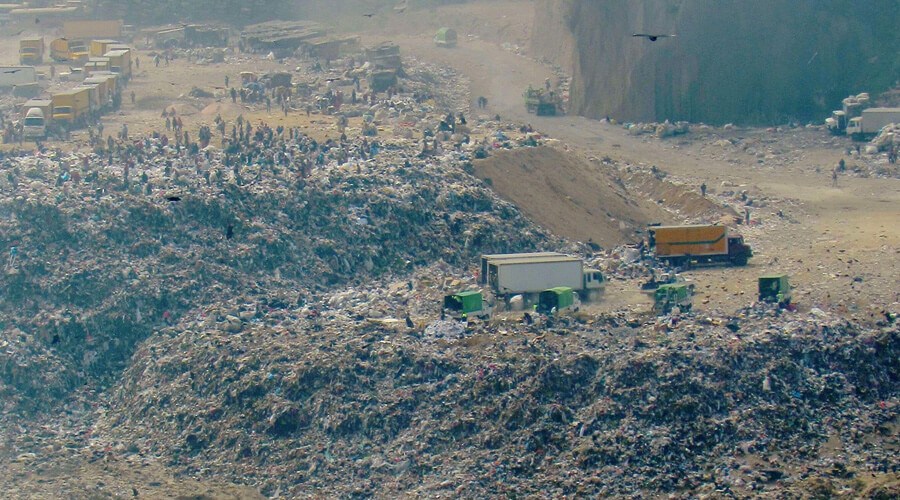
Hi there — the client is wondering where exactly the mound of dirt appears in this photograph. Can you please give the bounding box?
[473,146,670,247]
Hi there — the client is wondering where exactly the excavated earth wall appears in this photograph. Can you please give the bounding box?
[534,0,900,125]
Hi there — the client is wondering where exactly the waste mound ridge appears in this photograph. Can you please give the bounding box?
[0,146,554,417]
[97,299,899,498]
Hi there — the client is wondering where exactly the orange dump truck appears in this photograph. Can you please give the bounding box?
[649,224,752,267]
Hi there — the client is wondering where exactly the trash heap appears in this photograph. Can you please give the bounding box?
[88,287,899,498]
[625,120,691,138]
[0,131,556,419]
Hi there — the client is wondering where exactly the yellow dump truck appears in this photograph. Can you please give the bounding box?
[50,38,89,64]
[104,49,131,79]
[19,37,44,64]
[89,39,120,58]
[649,224,752,267]
[52,87,91,128]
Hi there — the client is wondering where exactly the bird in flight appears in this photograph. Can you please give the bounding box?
[632,33,676,42]
[362,13,375,18]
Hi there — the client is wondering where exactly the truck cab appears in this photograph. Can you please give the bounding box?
[727,236,752,266]
[22,107,46,139]
[826,110,847,135]
[846,116,862,137]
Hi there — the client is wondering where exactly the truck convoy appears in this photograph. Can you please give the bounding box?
[846,108,900,141]
[649,224,752,267]
[19,37,43,64]
[480,253,604,300]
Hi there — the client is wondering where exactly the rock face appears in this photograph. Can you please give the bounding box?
[534,0,900,125]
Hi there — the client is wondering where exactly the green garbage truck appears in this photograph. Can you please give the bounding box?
[536,287,575,314]
[653,283,692,315]
[443,290,490,320]
[758,274,791,306]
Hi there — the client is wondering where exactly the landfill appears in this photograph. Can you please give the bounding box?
[0,4,899,499]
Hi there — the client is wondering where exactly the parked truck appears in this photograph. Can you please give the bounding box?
[90,39,120,58]
[649,224,752,267]
[846,108,900,141]
[104,49,131,79]
[50,38,89,64]
[0,66,37,88]
[482,253,604,301]
[19,37,43,65]
[75,84,101,117]
[63,20,123,40]
[83,76,113,110]
[52,87,91,128]
[22,100,52,139]
[825,93,871,135]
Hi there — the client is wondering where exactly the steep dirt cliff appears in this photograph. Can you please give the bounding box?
[535,0,900,125]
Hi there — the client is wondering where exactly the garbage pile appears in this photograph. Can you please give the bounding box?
[0,124,556,419]
[625,120,690,138]
[88,287,899,498]
[871,123,900,151]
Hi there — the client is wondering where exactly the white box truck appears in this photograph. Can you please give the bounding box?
[483,254,604,300]
[847,107,900,140]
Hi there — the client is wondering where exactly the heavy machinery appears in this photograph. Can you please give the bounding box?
[443,291,490,320]
[758,274,791,306]
[19,37,43,65]
[653,283,692,315]
[846,108,900,141]
[524,86,562,116]
[649,224,752,267]
[536,287,575,314]
[50,38,89,64]
[481,253,604,301]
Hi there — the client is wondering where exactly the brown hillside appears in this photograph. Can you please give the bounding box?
[473,146,670,247]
